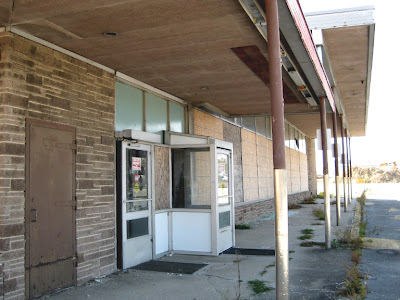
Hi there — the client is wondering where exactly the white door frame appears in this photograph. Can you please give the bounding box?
[121,142,153,268]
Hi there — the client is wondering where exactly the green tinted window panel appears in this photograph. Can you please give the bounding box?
[169,102,185,133]
[115,82,143,131]
[145,93,168,136]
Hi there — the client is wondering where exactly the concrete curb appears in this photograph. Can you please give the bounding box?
[351,200,361,240]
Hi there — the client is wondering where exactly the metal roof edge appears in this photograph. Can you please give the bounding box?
[281,0,335,111]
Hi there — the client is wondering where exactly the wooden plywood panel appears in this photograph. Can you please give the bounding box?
[194,109,223,139]
[154,146,170,211]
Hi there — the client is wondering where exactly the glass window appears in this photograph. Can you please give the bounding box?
[126,149,148,200]
[145,93,168,136]
[266,116,272,139]
[285,122,290,147]
[172,148,211,209]
[169,102,185,133]
[241,117,256,132]
[255,117,266,137]
[219,211,230,229]
[126,218,149,239]
[115,82,143,131]
[294,129,300,150]
[217,153,230,206]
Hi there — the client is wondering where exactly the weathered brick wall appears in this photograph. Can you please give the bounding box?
[0,32,116,298]
[235,191,311,224]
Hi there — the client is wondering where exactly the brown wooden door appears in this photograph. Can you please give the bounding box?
[26,119,76,298]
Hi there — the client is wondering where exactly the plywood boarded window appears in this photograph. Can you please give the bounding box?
[154,146,170,210]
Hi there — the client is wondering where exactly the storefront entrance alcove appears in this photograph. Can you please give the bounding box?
[116,130,235,269]
[160,132,235,256]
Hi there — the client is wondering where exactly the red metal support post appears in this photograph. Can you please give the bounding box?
[265,0,289,298]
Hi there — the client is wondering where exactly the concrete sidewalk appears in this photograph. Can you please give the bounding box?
[44,198,357,300]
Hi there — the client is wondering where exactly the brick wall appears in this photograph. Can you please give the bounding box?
[235,191,311,224]
[0,33,116,298]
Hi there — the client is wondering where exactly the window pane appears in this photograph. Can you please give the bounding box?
[172,148,211,209]
[266,116,272,139]
[126,201,148,212]
[127,218,149,239]
[285,123,290,147]
[126,149,148,200]
[219,211,230,229]
[218,153,230,206]
[145,93,167,136]
[242,117,256,132]
[255,117,266,136]
[169,102,185,133]
[115,82,143,131]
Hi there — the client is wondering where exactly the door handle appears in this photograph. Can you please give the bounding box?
[31,209,37,222]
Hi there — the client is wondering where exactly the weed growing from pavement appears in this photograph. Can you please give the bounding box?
[248,280,273,294]
[311,222,323,225]
[301,229,314,234]
[288,203,302,210]
[298,234,312,240]
[300,197,317,204]
[235,224,251,230]
[260,263,275,276]
[337,189,368,299]
[300,241,325,247]
[316,192,334,199]
[340,263,367,299]
[312,208,325,220]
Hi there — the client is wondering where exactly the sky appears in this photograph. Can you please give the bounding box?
[299,0,400,167]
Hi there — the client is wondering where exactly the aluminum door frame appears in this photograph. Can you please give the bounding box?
[121,142,154,269]
[212,140,235,254]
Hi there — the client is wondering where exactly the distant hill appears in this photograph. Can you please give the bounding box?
[352,166,400,183]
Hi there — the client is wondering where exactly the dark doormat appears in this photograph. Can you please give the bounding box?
[222,247,275,256]
[133,260,207,274]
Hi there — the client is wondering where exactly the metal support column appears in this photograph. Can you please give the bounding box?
[319,97,331,249]
[266,0,289,298]
[340,115,347,212]
[349,137,353,200]
[345,129,351,203]
[332,112,340,226]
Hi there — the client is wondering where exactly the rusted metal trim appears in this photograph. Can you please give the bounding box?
[284,0,335,111]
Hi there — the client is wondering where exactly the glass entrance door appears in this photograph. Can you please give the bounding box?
[122,142,152,268]
[216,149,234,253]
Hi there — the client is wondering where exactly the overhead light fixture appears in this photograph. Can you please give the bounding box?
[200,86,209,90]
[103,31,118,37]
